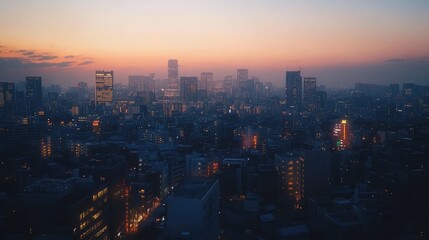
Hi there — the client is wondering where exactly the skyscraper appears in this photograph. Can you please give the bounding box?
[95,70,114,106]
[0,82,15,112]
[25,76,42,112]
[285,71,302,109]
[168,59,179,89]
[180,77,198,103]
[223,76,233,97]
[303,77,317,111]
[200,72,213,91]
[128,75,143,92]
[237,69,249,82]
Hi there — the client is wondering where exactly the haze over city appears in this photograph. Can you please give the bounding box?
[1,0,429,88]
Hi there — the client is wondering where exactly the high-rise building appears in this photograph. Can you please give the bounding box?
[168,59,179,89]
[285,71,302,109]
[95,70,114,106]
[166,178,219,240]
[19,178,110,240]
[25,76,42,112]
[237,69,249,82]
[303,77,317,111]
[129,75,156,93]
[180,77,198,102]
[333,119,351,150]
[317,91,327,110]
[0,82,15,112]
[223,76,233,97]
[275,153,305,209]
[128,75,143,92]
[200,72,213,91]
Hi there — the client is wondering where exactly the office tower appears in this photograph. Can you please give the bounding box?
[303,77,317,111]
[95,70,114,106]
[142,74,156,92]
[128,75,142,92]
[275,153,305,209]
[168,59,179,89]
[237,69,249,82]
[19,178,110,240]
[166,178,219,240]
[129,75,156,93]
[285,71,302,109]
[333,119,350,150]
[223,76,233,97]
[317,91,327,110]
[200,72,213,91]
[25,76,42,112]
[180,77,198,102]
[0,82,15,112]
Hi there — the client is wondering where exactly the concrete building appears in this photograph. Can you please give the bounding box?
[95,70,114,106]
[166,178,219,240]
[275,153,305,209]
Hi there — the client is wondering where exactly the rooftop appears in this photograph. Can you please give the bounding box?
[172,178,217,200]
[279,224,309,237]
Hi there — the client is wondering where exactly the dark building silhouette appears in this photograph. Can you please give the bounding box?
[0,82,15,113]
[168,59,179,89]
[180,77,198,103]
[237,69,249,82]
[200,72,213,91]
[303,77,317,112]
[285,71,302,109]
[25,76,42,112]
[17,178,110,240]
[166,178,219,240]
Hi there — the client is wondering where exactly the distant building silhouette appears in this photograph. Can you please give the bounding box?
[237,69,249,82]
[25,76,42,112]
[303,77,317,111]
[180,77,198,103]
[285,71,302,109]
[0,82,15,113]
[168,59,179,89]
[200,72,212,91]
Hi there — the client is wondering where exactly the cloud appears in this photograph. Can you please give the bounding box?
[385,57,429,64]
[37,55,58,61]
[385,58,406,63]
[22,51,34,56]
[77,60,94,66]
[0,57,74,69]
[64,55,75,59]
[28,54,43,59]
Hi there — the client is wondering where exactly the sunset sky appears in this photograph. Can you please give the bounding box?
[1,0,429,88]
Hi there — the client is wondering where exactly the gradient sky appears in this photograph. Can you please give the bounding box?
[1,0,429,88]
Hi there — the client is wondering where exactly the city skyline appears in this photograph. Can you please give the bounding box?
[1,1,429,88]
